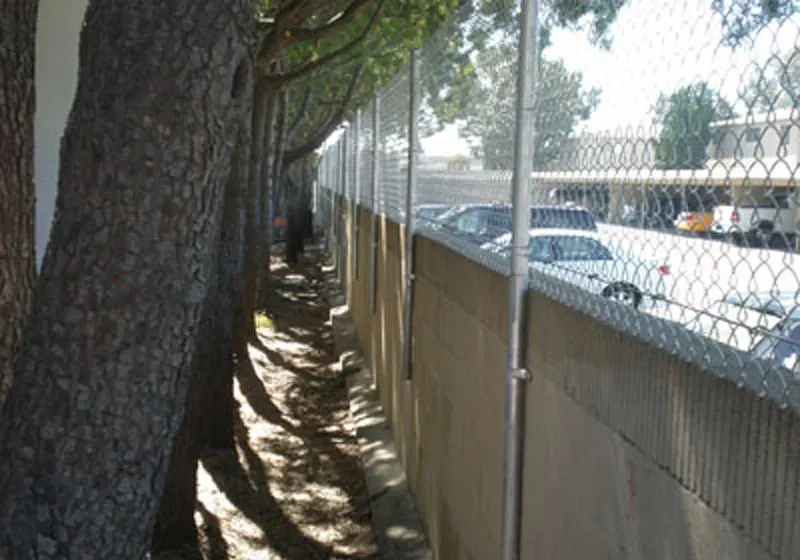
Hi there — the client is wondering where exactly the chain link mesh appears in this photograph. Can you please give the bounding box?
[375,68,410,222]
[317,1,800,411]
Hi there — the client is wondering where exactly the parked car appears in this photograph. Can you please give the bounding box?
[684,291,800,376]
[674,192,718,235]
[428,203,597,246]
[620,195,682,231]
[711,190,797,246]
[683,291,791,351]
[481,229,672,309]
[414,203,457,224]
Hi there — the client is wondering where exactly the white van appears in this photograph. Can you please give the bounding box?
[711,189,797,246]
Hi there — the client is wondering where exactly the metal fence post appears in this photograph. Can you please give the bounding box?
[501,0,539,557]
[369,94,381,314]
[352,111,361,282]
[402,50,421,381]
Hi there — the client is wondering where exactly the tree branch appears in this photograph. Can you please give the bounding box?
[269,0,385,86]
[286,88,312,143]
[257,0,308,65]
[282,64,364,166]
[284,0,374,46]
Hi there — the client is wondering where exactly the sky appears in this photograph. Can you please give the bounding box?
[420,0,800,158]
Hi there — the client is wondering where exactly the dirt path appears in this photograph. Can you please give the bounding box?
[192,255,379,559]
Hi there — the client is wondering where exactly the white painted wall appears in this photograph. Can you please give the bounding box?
[34,0,88,269]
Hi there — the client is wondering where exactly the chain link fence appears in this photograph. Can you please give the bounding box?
[316,0,800,411]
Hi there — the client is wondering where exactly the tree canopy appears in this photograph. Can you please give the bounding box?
[263,0,629,159]
[743,47,800,112]
[651,81,736,170]
[262,0,794,163]
[712,0,798,47]
[459,41,600,170]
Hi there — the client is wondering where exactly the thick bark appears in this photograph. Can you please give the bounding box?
[0,0,38,407]
[0,2,253,558]
[285,205,306,265]
[198,128,248,452]
[302,157,314,238]
[258,88,288,304]
[150,380,201,552]
[286,157,314,264]
[241,82,275,335]
[152,131,249,551]
[255,86,280,310]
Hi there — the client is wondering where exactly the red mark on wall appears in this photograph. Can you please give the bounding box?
[625,457,638,523]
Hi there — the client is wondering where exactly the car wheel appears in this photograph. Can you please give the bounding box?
[751,222,775,248]
[602,283,642,309]
[727,230,744,247]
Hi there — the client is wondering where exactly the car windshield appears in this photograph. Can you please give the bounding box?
[530,236,613,262]
[722,292,793,318]
[416,206,452,222]
[751,321,800,372]
[530,207,596,230]
[437,205,469,223]
[686,298,788,351]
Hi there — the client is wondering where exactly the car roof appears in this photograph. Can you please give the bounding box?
[723,290,800,306]
[718,290,800,318]
[528,228,600,238]
[494,228,601,239]
[451,203,593,211]
[530,204,592,212]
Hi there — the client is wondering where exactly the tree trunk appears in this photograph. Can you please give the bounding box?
[272,89,290,220]
[303,157,314,239]
[198,127,248,452]
[0,2,253,557]
[151,130,249,551]
[0,0,38,407]
[286,157,314,265]
[255,86,280,310]
[241,82,275,336]
[150,377,202,552]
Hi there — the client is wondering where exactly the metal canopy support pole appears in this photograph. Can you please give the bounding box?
[369,95,381,314]
[330,142,337,254]
[327,148,333,252]
[501,0,540,558]
[323,150,329,253]
[318,152,324,250]
[402,49,421,381]
[339,130,348,287]
[352,111,362,282]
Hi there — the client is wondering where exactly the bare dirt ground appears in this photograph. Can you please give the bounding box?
[183,253,379,559]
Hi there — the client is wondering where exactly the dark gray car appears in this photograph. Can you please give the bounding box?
[426,203,597,246]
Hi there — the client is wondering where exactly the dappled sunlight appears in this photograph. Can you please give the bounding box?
[187,249,379,559]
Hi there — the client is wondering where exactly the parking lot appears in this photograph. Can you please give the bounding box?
[598,224,800,323]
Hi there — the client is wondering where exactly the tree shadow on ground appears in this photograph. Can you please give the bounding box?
[196,500,229,560]
[203,248,378,559]
[201,410,335,559]
[251,260,374,499]
[255,260,335,350]
[235,352,297,434]
[150,502,228,560]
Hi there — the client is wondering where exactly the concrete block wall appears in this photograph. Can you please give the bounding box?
[339,200,800,560]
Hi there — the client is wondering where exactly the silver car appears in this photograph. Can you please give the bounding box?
[685,291,800,377]
[482,228,673,309]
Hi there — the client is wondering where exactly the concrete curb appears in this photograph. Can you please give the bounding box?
[322,264,433,560]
